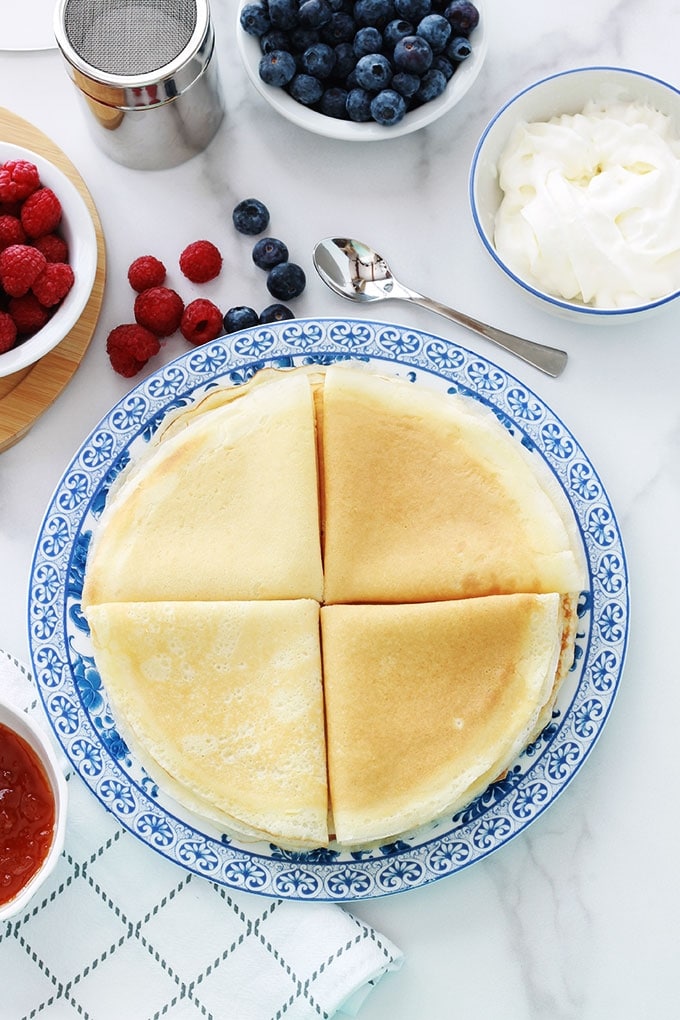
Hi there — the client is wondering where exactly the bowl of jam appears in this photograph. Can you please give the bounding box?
[0,699,68,920]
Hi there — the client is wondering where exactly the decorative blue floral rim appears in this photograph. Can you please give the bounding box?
[28,318,628,901]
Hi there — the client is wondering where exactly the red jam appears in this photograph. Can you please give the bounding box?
[0,721,56,907]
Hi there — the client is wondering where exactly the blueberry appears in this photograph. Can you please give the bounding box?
[267,262,307,300]
[320,86,350,117]
[319,11,355,44]
[416,14,451,53]
[391,70,420,98]
[370,88,407,125]
[223,306,260,333]
[393,0,431,21]
[353,0,396,28]
[354,52,393,91]
[289,26,321,51]
[353,26,383,58]
[268,0,298,30]
[383,18,413,49]
[298,0,333,28]
[259,49,297,86]
[334,41,357,78]
[433,55,455,80]
[260,29,291,53]
[288,73,325,105]
[232,198,270,235]
[346,87,373,121]
[414,67,447,103]
[393,34,433,74]
[443,1,479,34]
[446,34,472,61]
[301,41,336,77]
[252,237,289,270]
[240,2,271,37]
[260,303,295,323]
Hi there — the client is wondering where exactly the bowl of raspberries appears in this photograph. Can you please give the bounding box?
[0,143,98,377]
[237,0,486,139]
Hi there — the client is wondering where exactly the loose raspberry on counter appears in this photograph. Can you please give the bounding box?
[8,293,50,335]
[134,285,184,337]
[0,160,41,204]
[0,243,47,297]
[32,262,75,307]
[127,254,166,292]
[34,232,69,263]
[180,298,224,345]
[0,214,26,251]
[20,187,63,238]
[106,323,161,377]
[179,239,223,283]
[0,310,18,353]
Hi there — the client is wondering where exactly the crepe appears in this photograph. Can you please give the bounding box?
[82,370,323,607]
[320,364,586,604]
[86,599,328,848]
[321,594,564,846]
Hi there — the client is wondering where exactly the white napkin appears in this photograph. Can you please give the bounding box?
[0,650,403,1020]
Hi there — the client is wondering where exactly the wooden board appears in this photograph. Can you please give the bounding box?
[0,107,106,452]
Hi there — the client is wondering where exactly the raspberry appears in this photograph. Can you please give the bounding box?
[0,243,47,297]
[0,214,26,251]
[32,262,75,307]
[179,240,223,283]
[0,160,41,204]
[20,187,62,238]
[106,323,161,377]
[127,254,166,292]
[8,293,50,335]
[180,298,224,345]
[0,310,17,353]
[134,286,184,337]
[34,232,69,263]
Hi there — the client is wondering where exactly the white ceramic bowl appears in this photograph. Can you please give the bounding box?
[0,141,97,377]
[237,0,487,141]
[0,699,68,921]
[469,66,680,322]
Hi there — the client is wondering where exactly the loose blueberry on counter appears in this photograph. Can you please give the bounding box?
[370,88,407,125]
[223,306,260,333]
[260,302,295,323]
[252,236,289,269]
[233,198,271,235]
[267,262,307,300]
[259,49,296,86]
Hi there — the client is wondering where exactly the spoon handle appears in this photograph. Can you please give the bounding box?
[406,292,568,378]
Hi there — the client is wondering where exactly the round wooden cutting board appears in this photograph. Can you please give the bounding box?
[0,107,106,452]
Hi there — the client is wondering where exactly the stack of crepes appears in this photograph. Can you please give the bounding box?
[82,363,587,850]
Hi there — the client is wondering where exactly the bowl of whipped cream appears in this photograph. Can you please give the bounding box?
[469,67,680,320]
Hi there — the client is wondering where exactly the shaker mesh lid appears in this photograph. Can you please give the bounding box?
[62,0,198,76]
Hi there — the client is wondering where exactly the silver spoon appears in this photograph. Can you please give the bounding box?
[312,237,568,378]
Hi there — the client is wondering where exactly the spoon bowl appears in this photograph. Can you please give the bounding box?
[313,237,568,378]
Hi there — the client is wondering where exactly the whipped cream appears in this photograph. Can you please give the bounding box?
[494,99,680,308]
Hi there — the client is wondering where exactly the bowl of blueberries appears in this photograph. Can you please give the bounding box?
[237,0,486,140]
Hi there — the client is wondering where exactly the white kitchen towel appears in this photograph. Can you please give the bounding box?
[0,650,403,1020]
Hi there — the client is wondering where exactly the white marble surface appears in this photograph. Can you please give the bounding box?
[1,1,679,1017]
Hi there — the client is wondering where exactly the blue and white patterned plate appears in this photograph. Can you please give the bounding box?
[28,318,628,901]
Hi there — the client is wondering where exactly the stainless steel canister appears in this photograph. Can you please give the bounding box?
[54,0,224,170]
